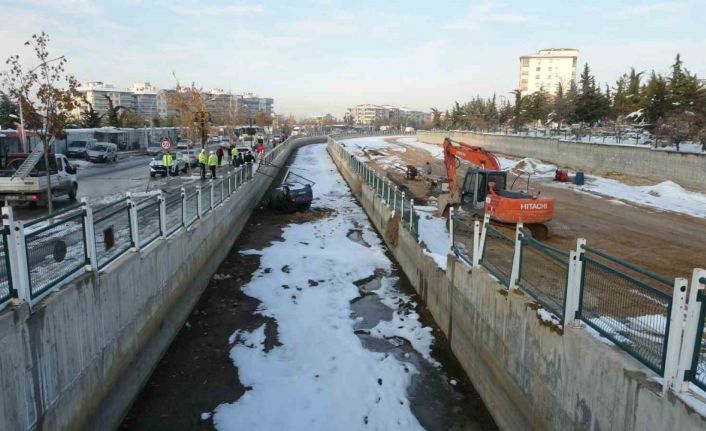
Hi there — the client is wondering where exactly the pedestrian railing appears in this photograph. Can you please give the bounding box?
[450,213,478,268]
[185,190,199,226]
[93,198,133,269]
[0,225,15,308]
[479,224,515,287]
[165,192,183,236]
[517,229,570,320]
[328,134,706,398]
[137,198,162,249]
[22,204,89,301]
[329,137,421,239]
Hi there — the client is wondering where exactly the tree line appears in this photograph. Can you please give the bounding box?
[431,55,706,150]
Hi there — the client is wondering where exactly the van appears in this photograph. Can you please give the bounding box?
[66,138,97,158]
[86,142,118,163]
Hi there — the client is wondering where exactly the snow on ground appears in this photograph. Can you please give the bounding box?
[213,144,436,431]
[414,205,449,270]
[557,178,706,219]
[395,137,444,159]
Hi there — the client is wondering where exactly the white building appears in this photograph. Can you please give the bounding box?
[76,82,136,116]
[345,104,429,126]
[519,48,579,96]
[129,82,159,123]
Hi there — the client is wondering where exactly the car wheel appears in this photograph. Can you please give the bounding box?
[150,172,156,178]
[162,172,167,178]
[68,183,78,201]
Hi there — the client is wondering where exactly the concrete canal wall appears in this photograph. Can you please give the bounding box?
[417,130,706,190]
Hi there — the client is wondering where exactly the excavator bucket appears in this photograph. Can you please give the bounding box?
[435,192,458,217]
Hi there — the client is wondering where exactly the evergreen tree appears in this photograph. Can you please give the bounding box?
[612,76,630,119]
[641,72,669,124]
[574,63,610,125]
[80,100,102,128]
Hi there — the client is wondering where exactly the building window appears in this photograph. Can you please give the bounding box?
[535,75,540,80]
[521,58,529,66]
[536,67,541,71]
[521,70,529,76]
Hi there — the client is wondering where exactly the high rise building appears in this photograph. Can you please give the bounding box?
[76,82,136,116]
[519,48,579,96]
[129,82,159,122]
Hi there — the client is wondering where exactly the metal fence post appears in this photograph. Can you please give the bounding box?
[448,207,454,252]
[81,198,98,271]
[400,192,405,220]
[127,192,139,250]
[209,180,215,210]
[181,187,187,226]
[158,191,167,238]
[196,186,203,217]
[409,198,414,225]
[220,179,224,203]
[393,186,398,212]
[477,213,491,265]
[662,277,689,393]
[2,206,29,305]
[508,223,523,290]
[564,238,586,327]
[674,268,706,392]
[472,220,481,266]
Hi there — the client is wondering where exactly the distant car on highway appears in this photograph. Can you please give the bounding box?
[176,139,193,150]
[149,152,188,177]
[86,142,118,163]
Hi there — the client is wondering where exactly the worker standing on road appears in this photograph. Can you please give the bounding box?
[162,151,174,176]
[208,151,218,179]
[236,152,244,167]
[216,146,224,166]
[198,149,207,179]
[230,147,239,166]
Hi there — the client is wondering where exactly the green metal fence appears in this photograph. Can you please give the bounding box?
[451,215,476,267]
[480,225,514,287]
[518,230,570,320]
[577,246,674,375]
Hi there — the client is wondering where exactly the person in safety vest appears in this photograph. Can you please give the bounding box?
[162,151,174,176]
[230,147,239,166]
[198,148,207,179]
[208,151,218,179]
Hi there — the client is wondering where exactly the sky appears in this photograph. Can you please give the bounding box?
[0,0,704,118]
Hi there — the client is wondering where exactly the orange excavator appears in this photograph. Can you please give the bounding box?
[440,137,554,239]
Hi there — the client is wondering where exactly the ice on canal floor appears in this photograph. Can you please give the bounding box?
[213,144,435,431]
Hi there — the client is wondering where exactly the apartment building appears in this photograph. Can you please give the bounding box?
[345,104,429,126]
[519,48,579,96]
[77,82,136,115]
[129,82,159,122]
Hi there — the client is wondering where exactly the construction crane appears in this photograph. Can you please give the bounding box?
[440,137,554,239]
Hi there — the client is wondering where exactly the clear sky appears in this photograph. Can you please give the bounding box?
[1,0,704,118]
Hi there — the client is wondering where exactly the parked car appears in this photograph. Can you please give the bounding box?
[66,138,96,158]
[176,139,193,150]
[149,152,188,177]
[86,142,118,163]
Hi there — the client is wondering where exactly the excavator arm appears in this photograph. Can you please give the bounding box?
[442,137,501,199]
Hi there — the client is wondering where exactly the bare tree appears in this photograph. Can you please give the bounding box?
[3,32,81,213]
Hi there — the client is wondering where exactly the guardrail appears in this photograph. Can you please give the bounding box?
[447,212,706,395]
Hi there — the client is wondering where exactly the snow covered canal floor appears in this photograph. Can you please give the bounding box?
[120,144,496,431]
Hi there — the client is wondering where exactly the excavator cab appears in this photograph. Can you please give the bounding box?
[460,168,508,210]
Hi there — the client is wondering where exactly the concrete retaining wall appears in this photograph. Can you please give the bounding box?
[0,136,326,431]
[328,138,706,431]
[417,130,706,190]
